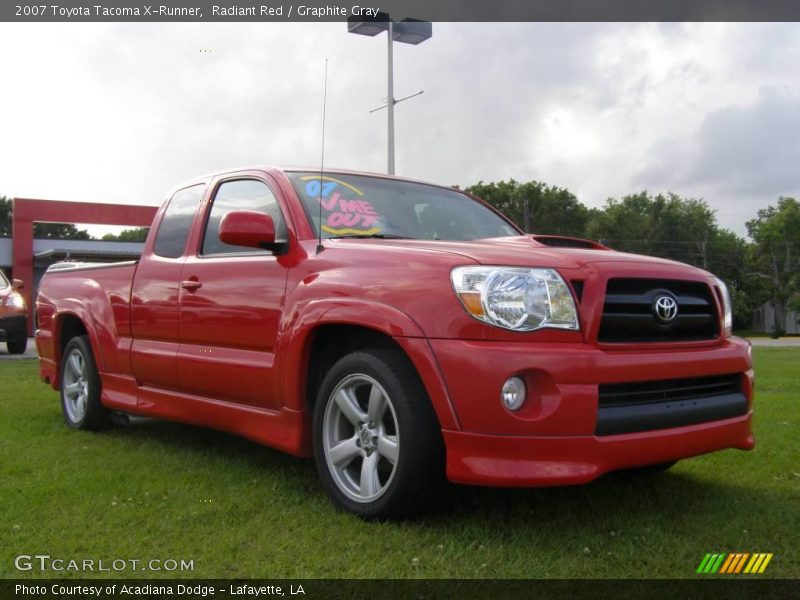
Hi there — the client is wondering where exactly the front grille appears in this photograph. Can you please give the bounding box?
[596,374,746,435]
[598,278,718,343]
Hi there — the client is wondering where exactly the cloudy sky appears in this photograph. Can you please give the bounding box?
[1,22,798,237]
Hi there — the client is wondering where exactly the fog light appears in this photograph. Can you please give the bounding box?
[501,376,526,411]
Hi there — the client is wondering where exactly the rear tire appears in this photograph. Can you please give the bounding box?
[313,348,444,520]
[7,336,27,355]
[60,335,111,430]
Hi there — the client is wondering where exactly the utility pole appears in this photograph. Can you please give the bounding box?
[387,20,395,174]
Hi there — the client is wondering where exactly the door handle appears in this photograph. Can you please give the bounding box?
[180,280,203,291]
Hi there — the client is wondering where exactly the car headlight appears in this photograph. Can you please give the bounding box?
[451,266,579,332]
[7,293,25,309]
[715,277,733,338]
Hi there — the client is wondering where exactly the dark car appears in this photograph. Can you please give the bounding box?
[0,271,28,354]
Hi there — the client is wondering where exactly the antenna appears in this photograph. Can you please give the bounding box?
[316,57,329,255]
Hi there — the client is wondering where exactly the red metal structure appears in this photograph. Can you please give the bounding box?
[12,198,158,331]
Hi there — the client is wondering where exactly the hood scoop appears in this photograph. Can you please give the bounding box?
[531,235,610,250]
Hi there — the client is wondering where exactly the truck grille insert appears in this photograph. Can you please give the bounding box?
[596,374,746,436]
[598,278,719,343]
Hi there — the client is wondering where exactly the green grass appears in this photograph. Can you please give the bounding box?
[1,350,798,579]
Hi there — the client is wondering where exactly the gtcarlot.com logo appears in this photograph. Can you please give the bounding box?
[696,552,773,574]
[14,554,194,573]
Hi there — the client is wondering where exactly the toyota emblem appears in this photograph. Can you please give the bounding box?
[653,294,679,324]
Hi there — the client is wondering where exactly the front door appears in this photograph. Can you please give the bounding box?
[176,176,290,409]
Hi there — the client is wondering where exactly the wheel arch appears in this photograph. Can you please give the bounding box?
[51,311,96,390]
[280,300,460,454]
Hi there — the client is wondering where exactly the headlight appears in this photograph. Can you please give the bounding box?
[7,293,25,309]
[715,277,733,337]
[451,266,579,332]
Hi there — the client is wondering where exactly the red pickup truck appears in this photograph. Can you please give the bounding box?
[35,166,754,518]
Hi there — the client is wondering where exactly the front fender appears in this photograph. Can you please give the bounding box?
[278,298,460,448]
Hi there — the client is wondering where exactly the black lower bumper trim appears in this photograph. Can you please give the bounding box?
[595,392,748,436]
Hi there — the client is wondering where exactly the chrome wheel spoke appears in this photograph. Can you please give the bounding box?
[377,434,398,464]
[323,372,400,503]
[76,394,86,417]
[68,353,83,378]
[359,452,380,497]
[329,436,361,467]
[62,348,90,423]
[367,385,386,424]
[335,388,367,426]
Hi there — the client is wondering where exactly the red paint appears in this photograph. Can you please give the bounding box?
[34,166,754,483]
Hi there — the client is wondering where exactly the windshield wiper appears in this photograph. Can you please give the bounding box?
[328,233,410,240]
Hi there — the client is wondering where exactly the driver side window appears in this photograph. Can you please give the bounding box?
[202,179,287,255]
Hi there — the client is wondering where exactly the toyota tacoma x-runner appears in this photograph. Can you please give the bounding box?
[35,166,754,518]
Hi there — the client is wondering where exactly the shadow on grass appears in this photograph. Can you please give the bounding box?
[97,417,783,540]
[105,416,310,473]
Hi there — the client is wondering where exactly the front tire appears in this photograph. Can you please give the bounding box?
[313,349,444,519]
[60,335,110,430]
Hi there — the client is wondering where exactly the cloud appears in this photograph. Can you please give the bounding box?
[635,87,800,231]
[0,22,798,236]
[686,89,800,196]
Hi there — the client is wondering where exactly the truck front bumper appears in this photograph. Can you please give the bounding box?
[443,414,753,486]
[428,336,754,486]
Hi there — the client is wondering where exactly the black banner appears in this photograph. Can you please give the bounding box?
[3,579,800,600]
[4,0,800,22]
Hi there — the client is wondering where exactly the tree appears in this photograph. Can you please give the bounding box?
[101,227,149,243]
[746,197,800,336]
[0,196,10,236]
[586,191,722,265]
[711,228,762,329]
[466,179,592,237]
[33,223,91,240]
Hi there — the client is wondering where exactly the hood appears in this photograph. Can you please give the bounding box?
[331,235,702,272]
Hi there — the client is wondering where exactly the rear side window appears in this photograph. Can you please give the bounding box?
[153,185,205,258]
[201,179,287,255]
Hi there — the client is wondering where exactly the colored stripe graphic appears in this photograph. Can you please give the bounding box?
[699,552,773,574]
[734,553,750,573]
[744,554,760,573]
[710,553,726,573]
[696,554,713,573]
[758,554,773,573]
[719,554,735,573]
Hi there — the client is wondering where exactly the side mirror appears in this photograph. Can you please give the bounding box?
[12,279,24,291]
[219,211,285,253]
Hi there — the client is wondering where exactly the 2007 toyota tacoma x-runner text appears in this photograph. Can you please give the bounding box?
[35,166,754,518]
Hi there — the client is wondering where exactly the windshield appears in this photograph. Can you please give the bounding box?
[288,172,520,241]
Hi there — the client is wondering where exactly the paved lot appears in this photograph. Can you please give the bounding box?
[748,337,800,347]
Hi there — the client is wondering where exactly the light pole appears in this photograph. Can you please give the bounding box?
[347,13,432,175]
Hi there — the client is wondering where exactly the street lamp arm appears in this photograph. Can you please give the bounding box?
[369,90,425,113]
